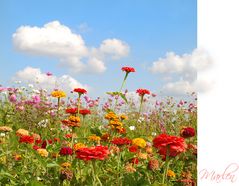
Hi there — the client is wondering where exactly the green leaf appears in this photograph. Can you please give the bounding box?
[119,92,128,103]
[90,127,102,136]
[106,91,118,96]
[0,171,17,181]
[106,91,128,103]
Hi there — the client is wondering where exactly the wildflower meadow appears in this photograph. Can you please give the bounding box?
[0,67,197,186]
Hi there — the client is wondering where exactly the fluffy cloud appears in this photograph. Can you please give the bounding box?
[13,66,89,93]
[149,48,213,96]
[13,21,88,58]
[99,39,130,59]
[161,81,195,96]
[13,21,129,74]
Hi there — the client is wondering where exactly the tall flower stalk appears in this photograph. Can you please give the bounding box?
[51,90,66,116]
[136,88,150,114]
[51,90,66,138]
[73,88,87,116]
[114,67,135,108]
[119,66,135,92]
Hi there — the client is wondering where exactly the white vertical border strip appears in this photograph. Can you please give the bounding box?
[198,0,239,185]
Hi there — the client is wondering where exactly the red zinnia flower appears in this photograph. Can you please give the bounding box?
[41,139,53,149]
[180,127,196,138]
[131,157,139,164]
[121,66,136,73]
[136,89,151,96]
[111,137,132,146]
[19,135,34,144]
[60,147,73,156]
[73,88,87,94]
[33,145,41,150]
[79,109,91,116]
[153,134,186,158]
[76,146,109,161]
[35,139,42,144]
[66,108,78,114]
[128,145,138,153]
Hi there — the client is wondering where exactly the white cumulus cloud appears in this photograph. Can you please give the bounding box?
[149,48,213,96]
[13,66,89,93]
[13,21,130,74]
[99,39,130,59]
[13,21,88,58]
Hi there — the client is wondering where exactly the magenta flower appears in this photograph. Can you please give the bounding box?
[46,72,53,76]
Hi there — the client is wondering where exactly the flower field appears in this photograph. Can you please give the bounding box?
[0,67,197,186]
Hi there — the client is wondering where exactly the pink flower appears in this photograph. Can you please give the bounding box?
[46,72,53,76]
[9,94,17,103]
[32,95,41,104]
[0,87,7,92]
[156,101,160,106]
[84,96,90,103]
[16,105,25,111]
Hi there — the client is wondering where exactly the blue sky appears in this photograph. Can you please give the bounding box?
[0,0,197,97]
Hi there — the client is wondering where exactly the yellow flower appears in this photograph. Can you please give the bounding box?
[120,114,128,120]
[109,119,123,128]
[0,126,12,132]
[51,90,66,98]
[68,116,80,123]
[73,142,86,151]
[37,148,49,157]
[132,138,146,148]
[88,135,101,142]
[167,170,176,178]
[61,162,71,168]
[16,129,29,136]
[105,112,118,120]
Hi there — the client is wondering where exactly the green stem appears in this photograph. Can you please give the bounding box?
[162,147,170,184]
[139,96,144,114]
[114,72,128,110]
[57,97,60,114]
[117,152,122,185]
[77,94,81,117]
[92,161,103,186]
[71,128,74,148]
[119,73,129,92]
[82,116,86,138]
